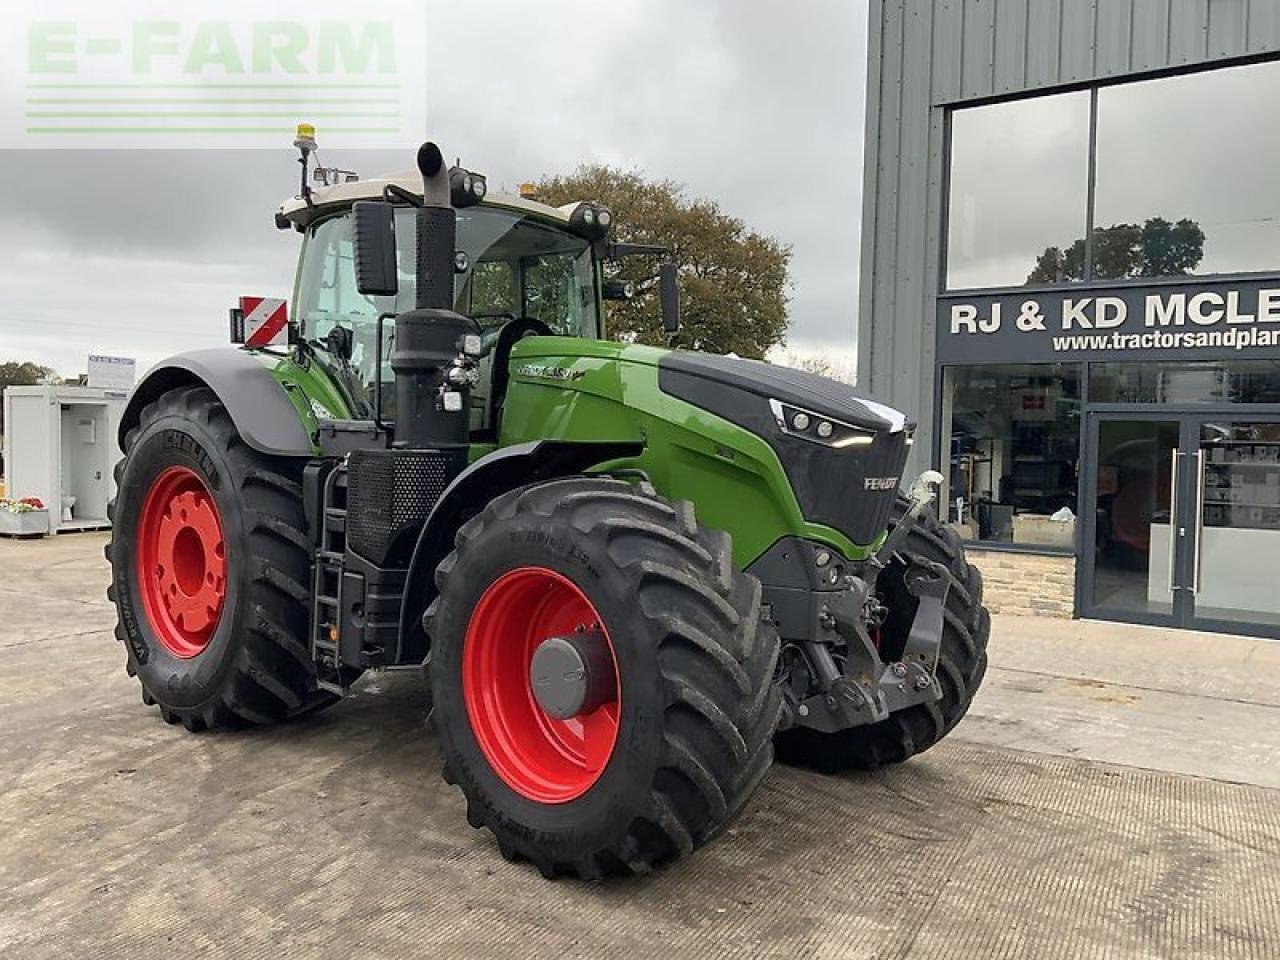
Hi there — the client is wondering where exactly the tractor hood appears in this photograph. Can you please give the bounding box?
[657,353,910,435]
[656,352,915,548]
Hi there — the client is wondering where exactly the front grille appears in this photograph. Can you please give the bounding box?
[346,448,465,566]
[790,431,911,547]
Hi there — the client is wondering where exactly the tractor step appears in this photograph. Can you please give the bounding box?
[311,464,356,696]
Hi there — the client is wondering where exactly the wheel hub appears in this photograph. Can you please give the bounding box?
[462,567,621,804]
[529,630,616,720]
[136,466,226,659]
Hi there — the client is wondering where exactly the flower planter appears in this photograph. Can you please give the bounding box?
[0,508,49,537]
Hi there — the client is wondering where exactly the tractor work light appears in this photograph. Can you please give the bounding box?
[603,279,636,301]
[449,166,488,207]
[770,399,876,449]
[564,202,614,241]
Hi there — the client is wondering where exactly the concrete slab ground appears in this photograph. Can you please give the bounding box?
[1,532,1277,959]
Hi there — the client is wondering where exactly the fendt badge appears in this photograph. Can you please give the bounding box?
[864,476,899,491]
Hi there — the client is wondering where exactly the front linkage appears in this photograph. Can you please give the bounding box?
[781,471,949,734]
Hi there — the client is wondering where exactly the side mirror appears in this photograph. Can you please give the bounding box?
[659,262,680,336]
[352,201,398,297]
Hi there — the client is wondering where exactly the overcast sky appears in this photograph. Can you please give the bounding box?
[0,0,868,379]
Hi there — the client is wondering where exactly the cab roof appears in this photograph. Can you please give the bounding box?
[277,170,573,229]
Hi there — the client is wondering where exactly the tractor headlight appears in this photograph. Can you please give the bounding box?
[449,165,487,207]
[769,399,876,449]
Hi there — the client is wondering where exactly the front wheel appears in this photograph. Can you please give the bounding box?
[425,478,783,879]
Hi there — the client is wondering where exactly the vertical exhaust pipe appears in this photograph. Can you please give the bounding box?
[390,142,472,450]
[412,142,455,311]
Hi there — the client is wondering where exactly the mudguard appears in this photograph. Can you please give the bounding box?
[118,348,312,456]
[396,438,645,664]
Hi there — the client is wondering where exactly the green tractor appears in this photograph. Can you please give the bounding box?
[106,131,989,879]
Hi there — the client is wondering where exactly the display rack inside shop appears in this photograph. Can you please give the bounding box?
[1202,440,1280,530]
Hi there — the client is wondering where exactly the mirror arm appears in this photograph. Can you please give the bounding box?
[606,241,670,259]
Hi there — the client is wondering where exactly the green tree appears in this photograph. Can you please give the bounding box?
[1027,217,1205,284]
[0,360,56,390]
[534,167,792,358]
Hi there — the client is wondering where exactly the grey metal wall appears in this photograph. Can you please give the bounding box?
[857,0,1280,472]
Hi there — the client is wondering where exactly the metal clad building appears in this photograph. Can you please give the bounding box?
[859,0,1280,637]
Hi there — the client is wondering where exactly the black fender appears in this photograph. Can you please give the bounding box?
[118,348,313,456]
[396,439,645,664]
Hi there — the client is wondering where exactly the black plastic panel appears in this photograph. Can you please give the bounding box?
[658,356,911,546]
[347,447,466,566]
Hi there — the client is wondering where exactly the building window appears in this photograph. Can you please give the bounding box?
[1094,59,1280,280]
[946,91,1090,290]
[944,58,1280,291]
[1089,359,1280,405]
[942,364,1081,548]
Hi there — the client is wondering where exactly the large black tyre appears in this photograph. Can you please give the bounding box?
[774,497,990,772]
[425,478,783,879]
[106,385,336,730]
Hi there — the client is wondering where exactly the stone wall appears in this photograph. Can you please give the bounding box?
[965,550,1076,619]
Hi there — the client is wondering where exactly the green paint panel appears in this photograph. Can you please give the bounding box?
[499,337,871,565]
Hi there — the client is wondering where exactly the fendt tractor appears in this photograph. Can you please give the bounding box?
[106,127,990,879]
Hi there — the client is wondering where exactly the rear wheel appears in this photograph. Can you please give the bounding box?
[106,385,335,729]
[425,478,783,879]
[774,497,990,772]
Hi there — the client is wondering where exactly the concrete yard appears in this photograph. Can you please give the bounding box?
[2,532,1278,959]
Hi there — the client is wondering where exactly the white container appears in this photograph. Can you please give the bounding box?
[2,385,126,533]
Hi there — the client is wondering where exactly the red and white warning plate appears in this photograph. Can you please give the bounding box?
[239,297,289,348]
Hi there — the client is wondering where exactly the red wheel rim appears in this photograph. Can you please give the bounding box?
[462,567,621,803]
[135,466,227,659]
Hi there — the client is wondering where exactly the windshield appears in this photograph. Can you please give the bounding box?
[294,205,600,415]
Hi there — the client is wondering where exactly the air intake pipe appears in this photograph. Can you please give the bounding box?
[389,142,473,450]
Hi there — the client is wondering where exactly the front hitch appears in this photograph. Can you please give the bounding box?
[784,470,951,733]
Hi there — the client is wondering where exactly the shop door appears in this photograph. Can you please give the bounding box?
[1185,417,1280,636]
[1083,413,1280,637]
[1082,415,1184,626]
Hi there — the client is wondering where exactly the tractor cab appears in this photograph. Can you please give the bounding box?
[276,153,614,439]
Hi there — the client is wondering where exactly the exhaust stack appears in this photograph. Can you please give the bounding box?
[388,142,473,450]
